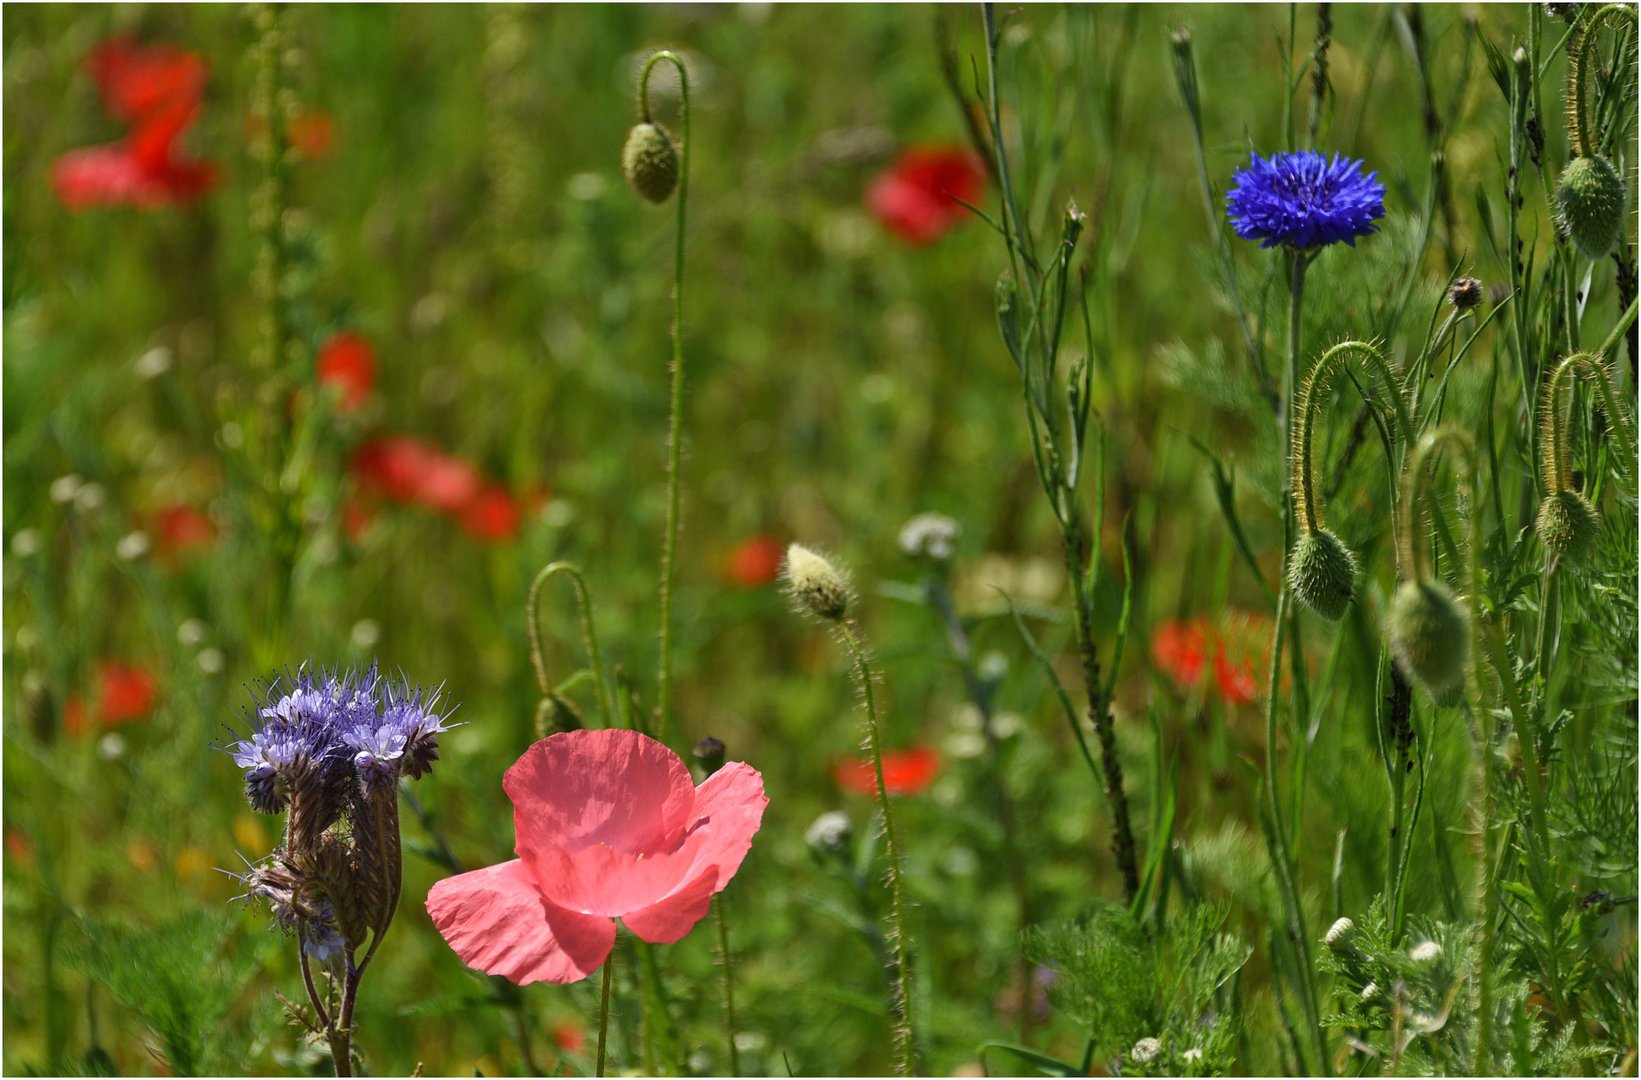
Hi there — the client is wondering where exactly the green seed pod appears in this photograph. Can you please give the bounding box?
[621,121,679,204]
[1535,488,1601,565]
[1388,579,1469,697]
[1555,155,1626,260]
[1288,528,1359,622]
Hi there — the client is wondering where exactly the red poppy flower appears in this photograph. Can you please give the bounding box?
[64,661,158,735]
[54,39,218,210]
[550,1022,585,1054]
[316,331,376,412]
[153,504,216,558]
[352,437,481,514]
[1151,617,1211,689]
[427,729,767,985]
[1213,611,1271,707]
[866,147,986,246]
[833,746,940,797]
[726,534,783,587]
[459,486,521,544]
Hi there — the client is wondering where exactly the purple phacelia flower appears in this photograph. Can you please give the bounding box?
[1226,151,1385,250]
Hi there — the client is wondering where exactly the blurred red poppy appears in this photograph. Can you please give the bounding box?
[64,661,158,736]
[352,437,480,513]
[459,487,521,544]
[726,534,783,587]
[153,504,216,559]
[1151,617,1210,689]
[866,147,986,246]
[550,1021,585,1054]
[54,38,218,210]
[833,747,940,797]
[316,331,376,412]
[1152,611,1271,707]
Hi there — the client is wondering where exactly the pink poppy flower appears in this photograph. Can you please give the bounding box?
[866,146,986,246]
[426,728,767,985]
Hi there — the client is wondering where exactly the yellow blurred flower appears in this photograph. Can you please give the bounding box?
[233,814,266,853]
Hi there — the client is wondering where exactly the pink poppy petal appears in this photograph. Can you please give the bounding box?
[681,761,768,891]
[426,859,614,985]
[620,864,719,945]
[508,729,696,859]
[528,842,697,918]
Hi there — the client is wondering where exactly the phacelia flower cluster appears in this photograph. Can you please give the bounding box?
[1226,151,1385,250]
[222,665,454,964]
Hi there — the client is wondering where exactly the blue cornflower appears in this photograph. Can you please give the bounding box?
[1226,151,1385,250]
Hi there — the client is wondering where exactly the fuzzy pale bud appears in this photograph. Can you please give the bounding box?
[621,122,679,204]
[1388,579,1469,697]
[1535,488,1600,565]
[1324,916,1355,950]
[1289,528,1359,622]
[1555,155,1626,260]
[784,543,853,622]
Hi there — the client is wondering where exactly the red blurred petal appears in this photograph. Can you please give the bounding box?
[98,662,157,725]
[1151,617,1210,689]
[155,504,216,556]
[316,331,376,412]
[460,487,521,543]
[833,747,941,796]
[726,534,783,587]
[867,147,986,246]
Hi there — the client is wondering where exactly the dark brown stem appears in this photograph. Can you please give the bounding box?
[1066,523,1139,900]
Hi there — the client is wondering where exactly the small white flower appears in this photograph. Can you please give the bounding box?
[73,483,106,512]
[1130,1037,1161,1064]
[116,531,150,561]
[1182,1048,1203,1064]
[177,619,208,647]
[989,711,1024,739]
[134,346,174,379]
[350,619,381,650]
[49,474,82,503]
[197,648,225,675]
[1362,981,1378,999]
[804,810,852,854]
[1410,940,1443,963]
[10,529,41,558]
[98,733,128,761]
[898,512,961,562]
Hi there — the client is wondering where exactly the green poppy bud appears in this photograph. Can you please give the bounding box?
[1288,528,1359,622]
[621,122,680,204]
[1535,488,1600,565]
[1555,155,1626,260]
[1388,579,1469,697]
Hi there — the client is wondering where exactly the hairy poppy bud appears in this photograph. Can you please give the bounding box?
[621,122,679,204]
[784,544,853,622]
[1388,579,1469,696]
[1448,277,1483,311]
[1288,528,1359,622]
[1555,155,1625,260]
[1324,916,1356,950]
[1535,488,1600,565]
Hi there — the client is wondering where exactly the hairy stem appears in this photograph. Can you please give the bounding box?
[839,622,914,1076]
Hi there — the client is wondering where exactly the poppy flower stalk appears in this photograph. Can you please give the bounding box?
[784,544,915,1075]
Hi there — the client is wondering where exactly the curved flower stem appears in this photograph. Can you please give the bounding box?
[714,898,741,1076]
[596,953,614,1078]
[638,50,692,749]
[839,621,914,1076]
[527,562,615,727]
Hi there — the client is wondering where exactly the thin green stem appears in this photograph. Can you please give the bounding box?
[839,622,914,1076]
[596,953,614,1078]
[638,50,692,748]
[714,899,741,1076]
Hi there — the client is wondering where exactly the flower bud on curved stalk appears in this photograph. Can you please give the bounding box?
[1535,352,1637,568]
[1287,341,1412,620]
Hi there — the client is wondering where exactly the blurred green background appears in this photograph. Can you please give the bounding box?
[4,3,1632,1076]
